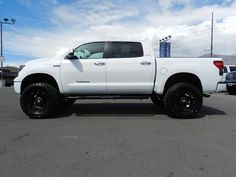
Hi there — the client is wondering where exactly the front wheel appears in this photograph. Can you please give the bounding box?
[20,83,59,119]
[164,83,203,118]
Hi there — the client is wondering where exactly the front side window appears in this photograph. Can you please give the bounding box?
[74,42,105,59]
[110,42,143,58]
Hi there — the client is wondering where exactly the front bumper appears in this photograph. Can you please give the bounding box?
[216,81,236,92]
[216,81,227,92]
[226,82,236,88]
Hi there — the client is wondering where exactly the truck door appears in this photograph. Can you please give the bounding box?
[60,42,107,94]
[106,42,155,94]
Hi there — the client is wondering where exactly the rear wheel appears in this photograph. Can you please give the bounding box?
[164,82,202,118]
[20,83,59,119]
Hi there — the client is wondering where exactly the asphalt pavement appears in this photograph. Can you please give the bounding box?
[0,88,236,177]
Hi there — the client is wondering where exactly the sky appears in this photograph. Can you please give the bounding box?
[0,0,236,66]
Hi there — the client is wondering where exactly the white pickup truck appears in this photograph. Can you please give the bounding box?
[14,41,224,119]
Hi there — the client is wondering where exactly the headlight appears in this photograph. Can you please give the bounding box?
[19,65,25,72]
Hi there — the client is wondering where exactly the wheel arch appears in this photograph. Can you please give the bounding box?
[21,73,60,94]
[163,73,203,94]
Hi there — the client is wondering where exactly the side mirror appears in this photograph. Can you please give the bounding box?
[66,52,78,60]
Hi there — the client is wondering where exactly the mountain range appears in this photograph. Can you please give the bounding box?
[199,54,236,65]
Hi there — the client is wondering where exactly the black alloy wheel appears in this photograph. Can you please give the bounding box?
[20,83,59,119]
[164,82,203,118]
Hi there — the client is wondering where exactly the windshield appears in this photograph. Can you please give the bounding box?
[230,67,236,72]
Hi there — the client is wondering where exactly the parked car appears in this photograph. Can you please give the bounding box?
[224,65,236,72]
[225,71,236,94]
[0,68,18,87]
[218,65,236,92]
[14,40,224,119]
[0,68,12,78]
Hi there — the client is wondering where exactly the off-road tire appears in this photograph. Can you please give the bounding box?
[164,82,203,118]
[20,83,59,119]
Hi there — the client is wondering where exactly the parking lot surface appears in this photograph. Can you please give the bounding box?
[0,88,236,177]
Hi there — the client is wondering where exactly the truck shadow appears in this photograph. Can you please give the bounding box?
[197,106,226,118]
[51,103,226,119]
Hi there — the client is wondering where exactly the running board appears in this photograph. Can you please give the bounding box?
[66,95,150,100]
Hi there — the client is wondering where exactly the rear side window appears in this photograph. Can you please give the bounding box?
[110,42,143,58]
[230,67,236,72]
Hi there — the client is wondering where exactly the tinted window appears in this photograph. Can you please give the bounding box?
[110,42,143,58]
[230,67,236,72]
[74,42,105,59]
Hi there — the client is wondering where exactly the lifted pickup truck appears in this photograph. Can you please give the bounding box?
[14,41,224,119]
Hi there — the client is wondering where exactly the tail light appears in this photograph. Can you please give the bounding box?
[213,61,224,70]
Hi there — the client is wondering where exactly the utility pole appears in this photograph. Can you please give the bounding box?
[1,22,3,76]
[210,12,214,57]
[0,18,16,84]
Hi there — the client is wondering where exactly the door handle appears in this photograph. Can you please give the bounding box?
[140,61,151,65]
[94,61,105,66]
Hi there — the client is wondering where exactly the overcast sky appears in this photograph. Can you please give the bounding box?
[0,0,236,66]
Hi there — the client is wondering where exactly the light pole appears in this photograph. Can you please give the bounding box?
[159,35,172,58]
[0,18,16,84]
[160,35,172,43]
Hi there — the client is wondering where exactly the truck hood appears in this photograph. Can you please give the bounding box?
[25,57,60,66]
[15,57,61,82]
[25,58,52,65]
